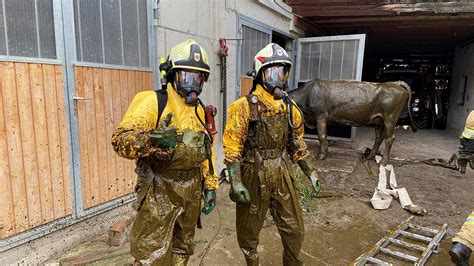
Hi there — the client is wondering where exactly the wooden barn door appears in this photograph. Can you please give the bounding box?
[67,0,155,211]
[73,68,152,209]
[0,0,74,241]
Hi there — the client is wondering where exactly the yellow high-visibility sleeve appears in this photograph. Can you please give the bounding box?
[111,91,159,159]
[223,97,251,164]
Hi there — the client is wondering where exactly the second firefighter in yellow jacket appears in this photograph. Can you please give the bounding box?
[111,39,218,265]
[223,43,321,265]
[458,110,474,173]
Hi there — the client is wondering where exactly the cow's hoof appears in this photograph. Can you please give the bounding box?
[363,147,373,159]
[319,153,326,160]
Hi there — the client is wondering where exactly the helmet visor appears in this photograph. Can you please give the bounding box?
[262,65,290,85]
[176,70,204,89]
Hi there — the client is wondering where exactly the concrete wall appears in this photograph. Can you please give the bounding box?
[156,0,302,170]
[447,42,474,134]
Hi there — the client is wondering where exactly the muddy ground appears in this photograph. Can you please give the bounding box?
[56,127,473,265]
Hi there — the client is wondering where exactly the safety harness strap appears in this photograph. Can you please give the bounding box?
[155,89,168,127]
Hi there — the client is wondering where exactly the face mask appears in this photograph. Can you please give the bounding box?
[175,70,204,106]
[261,65,290,100]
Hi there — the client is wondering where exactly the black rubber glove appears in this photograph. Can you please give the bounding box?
[227,162,250,203]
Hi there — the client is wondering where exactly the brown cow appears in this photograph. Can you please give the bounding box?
[289,79,417,164]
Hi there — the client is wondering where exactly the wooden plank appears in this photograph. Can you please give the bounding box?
[55,65,73,215]
[42,64,66,219]
[75,67,91,209]
[16,63,43,228]
[83,67,100,208]
[129,71,143,189]
[146,72,153,90]
[118,70,129,197]
[126,71,137,193]
[102,69,116,201]
[111,69,124,198]
[92,68,108,204]
[4,62,29,233]
[0,62,16,238]
[29,63,55,224]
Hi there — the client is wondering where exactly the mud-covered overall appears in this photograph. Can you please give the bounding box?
[224,85,308,265]
[111,84,218,265]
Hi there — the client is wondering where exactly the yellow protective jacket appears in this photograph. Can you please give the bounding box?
[223,84,308,164]
[111,83,218,190]
[462,111,474,139]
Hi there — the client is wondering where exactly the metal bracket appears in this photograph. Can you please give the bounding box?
[72,96,92,113]
[73,96,92,101]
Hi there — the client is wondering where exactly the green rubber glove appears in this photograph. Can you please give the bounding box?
[202,189,216,215]
[148,113,178,149]
[298,158,321,198]
[308,171,321,198]
[227,162,250,204]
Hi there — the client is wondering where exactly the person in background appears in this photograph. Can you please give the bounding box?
[457,110,474,173]
[450,211,473,266]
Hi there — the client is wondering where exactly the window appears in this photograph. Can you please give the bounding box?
[299,39,361,81]
[73,0,149,68]
[0,0,56,59]
[239,25,271,77]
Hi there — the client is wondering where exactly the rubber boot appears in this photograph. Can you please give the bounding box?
[449,242,472,266]
[171,254,189,266]
[245,257,259,266]
[458,157,468,174]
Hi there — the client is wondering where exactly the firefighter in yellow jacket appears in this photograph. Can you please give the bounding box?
[457,110,474,173]
[111,39,218,265]
[450,211,473,265]
[223,43,321,265]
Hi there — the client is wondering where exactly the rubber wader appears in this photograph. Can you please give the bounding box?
[236,95,304,266]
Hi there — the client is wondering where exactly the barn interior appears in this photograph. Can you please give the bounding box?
[286,1,474,131]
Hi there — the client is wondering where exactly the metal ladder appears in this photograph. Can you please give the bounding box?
[354,216,447,266]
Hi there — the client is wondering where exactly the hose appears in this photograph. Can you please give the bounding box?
[198,205,222,266]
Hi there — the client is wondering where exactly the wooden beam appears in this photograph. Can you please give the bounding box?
[287,0,389,5]
[293,16,326,36]
[293,8,394,17]
[290,2,474,17]
[308,13,474,23]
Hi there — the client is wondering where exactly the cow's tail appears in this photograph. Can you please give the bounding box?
[397,81,417,132]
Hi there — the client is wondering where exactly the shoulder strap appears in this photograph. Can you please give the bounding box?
[155,89,168,127]
[246,94,260,122]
